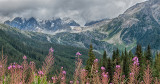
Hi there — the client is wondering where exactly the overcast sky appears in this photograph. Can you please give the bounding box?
[0,0,146,25]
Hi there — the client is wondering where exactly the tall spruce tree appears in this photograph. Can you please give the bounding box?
[112,50,116,62]
[135,44,145,80]
[107,58,113,83]
[102,50,107,70]
[85,44,96,77]
[123,48,129,78]
[121,51,124,61]
[135,44,143,66]
[145,45,152,64]
[116,48,120,65]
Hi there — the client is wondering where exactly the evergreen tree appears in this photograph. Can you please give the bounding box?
[123,48,129,78]
[129,50,134,62]
[115,48,120,65]
[135,44,143,66]
[106,58,113,83]
[85,44,96,77]
[121,51,124,61]
[102,50,107,70]
[145,45,152,64]
[112,50,116,62]
[135,44,145,80]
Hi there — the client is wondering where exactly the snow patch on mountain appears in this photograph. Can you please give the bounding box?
[106,30,123,45]
[47,36,51,43]
[121,18,139,28]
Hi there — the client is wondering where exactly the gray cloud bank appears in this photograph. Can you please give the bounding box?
[0,0,146,25]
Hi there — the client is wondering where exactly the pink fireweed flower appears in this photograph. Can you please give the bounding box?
[0,65,2,68]
[52,76,57,80]
[132,56,138,61]
[70,81,73,84]
[23,55,27,60]
[116,65,120,68]
[49,47,54,52]
[51,77,54,80]
[130,73,134,76]
[102,72,105,76]
[82,69,86,71]
[61,77,65,80]
[76,52,82,56]
[122,75,125,78]
[38,70,44,75]
[103,74,108,78]
[101,66,105,70]
[8,65,12,70]
[94,59,98,62]
[62,70,66,75]
[17,65,22,69]
[132,56,139,65]
[76,81,79,84]
[96,70,98,73]
[12,65,16,68]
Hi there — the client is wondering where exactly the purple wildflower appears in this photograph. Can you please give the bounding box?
[76,52,82,56]
[8,65,12,70]
[116,65,120,68]
[12,65,16,68]
[23,55,27,60]
[132,56,139,65]
[70,81,73,84]
[94,59,98,62]
[49,47,54,53]
[101,66,105,70]
[62,70,66,75]
[38,70,44,75]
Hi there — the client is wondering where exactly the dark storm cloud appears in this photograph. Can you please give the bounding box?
[0,0,146,25]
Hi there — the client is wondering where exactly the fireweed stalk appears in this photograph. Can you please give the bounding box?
[80,69,88,84]
[0,54,7,83]
[101,72,109,84]
[92,59,101,84]
[28,61,36,83]
[143,64,153,84]
[74,52,82,84]
[112,65,122,84]
[8,63,23,84]
[128,56,140,84]
[42,47,54,76]
[22,55,28,83]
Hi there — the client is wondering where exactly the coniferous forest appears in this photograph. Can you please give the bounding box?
[0,44,160,84]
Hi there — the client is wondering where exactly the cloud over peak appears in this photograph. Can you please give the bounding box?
[0,0,146,25]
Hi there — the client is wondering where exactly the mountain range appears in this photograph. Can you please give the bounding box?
[3,0,160,55]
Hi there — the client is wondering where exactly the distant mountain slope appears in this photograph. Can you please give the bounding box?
[4,17,80,32]
[0,24,101,79]
[85,18,110,26]
[100,0,160,50]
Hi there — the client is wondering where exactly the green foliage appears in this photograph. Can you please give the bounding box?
[123,48,129,78]
[112,50,116,62]
[85,44,96,77]
[102,51,107,70]
[106,58,113,83]
[145,45,152,64]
